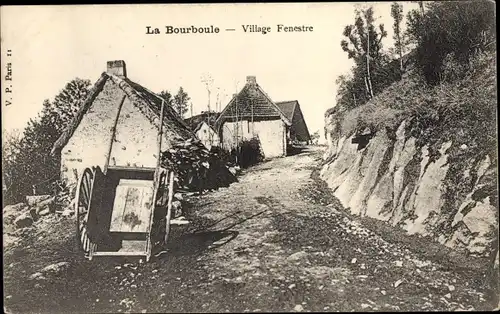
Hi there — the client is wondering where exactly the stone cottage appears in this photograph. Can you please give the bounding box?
[184,111,220,150]
[215,76,292,159]
[50,60,194,187]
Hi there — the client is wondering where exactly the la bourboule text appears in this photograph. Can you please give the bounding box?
[146,24,314,35]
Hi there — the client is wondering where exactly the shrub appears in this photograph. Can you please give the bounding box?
[236,137,265,168]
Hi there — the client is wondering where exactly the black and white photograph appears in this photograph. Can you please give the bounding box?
[1,2,498,312]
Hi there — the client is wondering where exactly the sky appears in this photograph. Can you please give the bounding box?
[1,3,418,142]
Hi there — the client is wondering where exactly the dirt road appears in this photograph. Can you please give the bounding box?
[3,147,495,312]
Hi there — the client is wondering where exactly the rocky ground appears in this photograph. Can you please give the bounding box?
[3,146,497,313]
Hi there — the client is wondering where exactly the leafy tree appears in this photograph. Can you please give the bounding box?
[50,78,92,133]
[336,6,398,111]
[2,128,22,201]
[341,7,388,99]
[311,130,321,144]
[158,90,174,107]
[173,87,190,118]
[3,78,91,204]
[391,2,407,77]
[406,0,496,85]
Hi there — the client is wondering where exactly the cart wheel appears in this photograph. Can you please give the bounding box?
[75,167,95,256]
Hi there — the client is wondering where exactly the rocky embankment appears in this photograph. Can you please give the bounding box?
[4,193,74,248]
[320,118,498,259]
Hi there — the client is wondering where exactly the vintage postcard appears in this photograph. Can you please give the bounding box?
[2,2,498,313]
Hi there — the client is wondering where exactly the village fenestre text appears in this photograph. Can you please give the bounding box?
[146,24,314,35]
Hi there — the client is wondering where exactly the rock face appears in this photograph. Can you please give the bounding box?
[321,119,498,257]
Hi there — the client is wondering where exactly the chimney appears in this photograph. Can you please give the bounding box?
[107,60,127,78]
[246,76,257,86]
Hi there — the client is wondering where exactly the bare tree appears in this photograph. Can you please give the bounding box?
[200,73,214,113]
[201,73,215,146]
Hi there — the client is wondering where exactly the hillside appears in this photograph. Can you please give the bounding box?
[321,51,497,296]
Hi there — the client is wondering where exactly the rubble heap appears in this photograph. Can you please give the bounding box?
[3,191,74,248]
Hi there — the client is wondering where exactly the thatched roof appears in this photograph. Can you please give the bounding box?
[51,72,194,155]
[215,82,292,130]
[276,100,311,142]
[275,100,297,122]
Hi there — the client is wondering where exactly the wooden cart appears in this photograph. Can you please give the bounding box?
[73,100,178,261]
